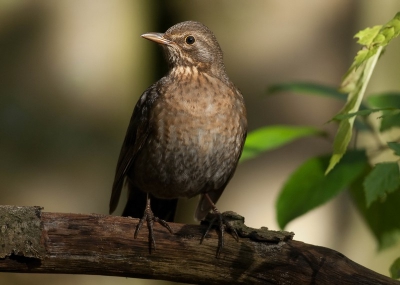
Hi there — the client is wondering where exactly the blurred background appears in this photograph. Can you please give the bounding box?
[1,0,400,284]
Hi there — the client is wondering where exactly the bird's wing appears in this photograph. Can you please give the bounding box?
[109,85,159,214]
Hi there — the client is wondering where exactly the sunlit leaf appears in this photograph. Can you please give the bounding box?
[355,26,381,45]
[326,47,382,174]
[327,13,400,173]
[240,126,325,162]
[352,48,380,71]
[363,162,400,207]
[350,12,400,71]
[276,150,368,229]
[379,12,400,45]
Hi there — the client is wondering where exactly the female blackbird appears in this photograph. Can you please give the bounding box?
[109,21,247,256]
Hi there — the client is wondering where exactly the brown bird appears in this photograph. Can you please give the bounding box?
[109,21,247,256]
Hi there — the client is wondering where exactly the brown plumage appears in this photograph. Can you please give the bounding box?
[109,21,247,256]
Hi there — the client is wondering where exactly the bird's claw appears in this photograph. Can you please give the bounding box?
[134,207,172,253]
[200,211,239,257]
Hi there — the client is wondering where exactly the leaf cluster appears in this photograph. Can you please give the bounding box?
[240,12,400,279]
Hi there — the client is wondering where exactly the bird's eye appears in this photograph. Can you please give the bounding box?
[185,35,195,45]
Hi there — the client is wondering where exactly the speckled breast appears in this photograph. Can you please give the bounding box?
[132,72,246,199]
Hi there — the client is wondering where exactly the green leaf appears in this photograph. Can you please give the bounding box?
[366,94,400,131]
[367,93,400,108]
[327,13,400,173]
[276,150,368,229]
[380,110,400,131]
[326,120,353,174]
[352,47,380,71]
[326,47,382,174]
[379,12,400,45]
[390,257,400,279]
[350,12,400,71]
[363,162,400,207]
[240,126,325,162]
[267,82,347,100]
[333,109,384,120]
[350,166,400,250]
[388,142,400,156]
[355,25,382,45]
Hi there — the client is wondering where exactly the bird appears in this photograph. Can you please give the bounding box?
[109,21,247,257]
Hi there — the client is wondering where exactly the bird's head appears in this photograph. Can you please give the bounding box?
[141,21,226,77]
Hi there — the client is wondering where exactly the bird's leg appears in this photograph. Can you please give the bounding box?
[200,193,239,257]
[134,194,173,253]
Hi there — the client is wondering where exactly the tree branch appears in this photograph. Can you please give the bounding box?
[0,205,397,284]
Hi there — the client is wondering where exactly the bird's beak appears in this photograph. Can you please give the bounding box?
[141,33,171,45]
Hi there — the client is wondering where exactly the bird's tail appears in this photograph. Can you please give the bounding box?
[122,184,178,222]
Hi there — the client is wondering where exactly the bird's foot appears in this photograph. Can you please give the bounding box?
[200,211,239,257]
[134,207,173,253]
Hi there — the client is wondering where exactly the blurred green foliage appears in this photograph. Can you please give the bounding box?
[241,12,400,278]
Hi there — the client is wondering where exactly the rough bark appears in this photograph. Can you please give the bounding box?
[0,205,398,284]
